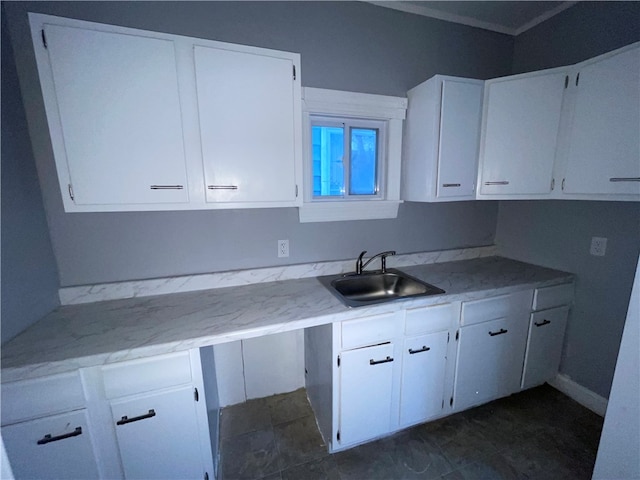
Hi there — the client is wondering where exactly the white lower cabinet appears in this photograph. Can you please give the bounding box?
[2,409,99,479]
[454,316,529,411]
[453,290,533,412]
[399,331,448,426]
[339,343,395,446]
[306,304,457,452]
[521,307,569,390]
[1,349,216,480]
[111,386,204,479]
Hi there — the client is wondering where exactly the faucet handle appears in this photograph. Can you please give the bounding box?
[380,250,396,273]
[356,251,367,274]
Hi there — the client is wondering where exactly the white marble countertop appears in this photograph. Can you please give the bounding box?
[1,256,573,383]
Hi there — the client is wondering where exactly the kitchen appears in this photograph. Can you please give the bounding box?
[2,1,639,479]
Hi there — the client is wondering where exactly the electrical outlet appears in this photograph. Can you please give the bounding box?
[278,239,289,258]
[590,237,607,256]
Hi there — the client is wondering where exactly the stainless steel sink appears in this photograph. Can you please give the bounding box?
[319,268,445,308]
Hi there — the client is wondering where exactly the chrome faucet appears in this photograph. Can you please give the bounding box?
[355,250,396,274]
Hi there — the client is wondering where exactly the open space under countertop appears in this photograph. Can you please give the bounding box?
[1,256,573,382]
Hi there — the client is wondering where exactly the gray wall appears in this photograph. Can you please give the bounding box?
[496,1,640,398]
[1,6,60,343]
[4,1,512,286]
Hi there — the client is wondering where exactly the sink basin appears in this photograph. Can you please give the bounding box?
[319,268,445,308]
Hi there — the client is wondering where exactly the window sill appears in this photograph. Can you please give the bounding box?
[298,200,402,223]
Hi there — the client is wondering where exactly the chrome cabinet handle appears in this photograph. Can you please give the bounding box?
[150,185,184,190]
[488,328,508,337]
[370,356,393,365]
[408,345,431,355]
[208,185,238,190]
[534,319,551,327]
[442,183,461,188]
[484,181,509,186]
[37,427,82,445]
[116,409,156,426]
[610,177,640,182]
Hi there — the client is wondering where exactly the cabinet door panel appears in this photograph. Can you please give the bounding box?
[2,410,99,479]
[195,46,297,203]
[563,46,640,196]
[480,72,566,195]
[111,386,202,479]
[455,316,528,411]
[339,343,394,446]
[522,307,569,389]
[45,24,189,205]
[400,331,448,426]
[437,80,483,198]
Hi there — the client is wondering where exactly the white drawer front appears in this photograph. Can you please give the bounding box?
[461,290,533,326]
[1,371,85,425]
[405,303,456,336]
[532,283,574,311]
[341,312,400,350]
[102,351,192,399]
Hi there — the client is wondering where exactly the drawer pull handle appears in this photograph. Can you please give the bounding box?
[484,181,509,186]
[609,177,640,182]
[37,427,82,445]
[534,319,551,327]
[408,346,431,354]
[117,409,156,426]
[208,185,238,190]
[370,356,393,365]
[150,185,184,190]
[488,328,508,337]
[442,183,461,188]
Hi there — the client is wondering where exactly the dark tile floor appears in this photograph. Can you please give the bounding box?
[218,384,603,480]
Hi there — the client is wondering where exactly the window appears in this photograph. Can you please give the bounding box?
[300,88,407,222]
[311,118,384,199]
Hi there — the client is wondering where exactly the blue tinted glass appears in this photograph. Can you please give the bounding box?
[312,126,345,197]
[350,128,377,195]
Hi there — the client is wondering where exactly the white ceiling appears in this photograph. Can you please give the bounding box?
[368,1,578,36]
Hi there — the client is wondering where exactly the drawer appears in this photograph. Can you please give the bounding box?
[461,290,533,326]
[341,311,401,350]
[405,303,456,336]
[532,283,574,311]
[102,351,192,399]
[1,371,85,425]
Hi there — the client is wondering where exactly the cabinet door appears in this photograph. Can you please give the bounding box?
[339,343,394,446]
[522,307,569,390]
[454,316,529,411]
[562,45,640,196]
[194,45,298,204]
[437,80,483,199]
[479,71,566,196]
[400,331,448,427]
[2,410,99,479]
[111,386,203,479]
[44,24,189,206]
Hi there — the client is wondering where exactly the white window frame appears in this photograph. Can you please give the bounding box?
[299,87,407,223]
[310,116,386,200]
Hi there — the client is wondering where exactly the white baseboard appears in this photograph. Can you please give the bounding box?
[549,373,608,417]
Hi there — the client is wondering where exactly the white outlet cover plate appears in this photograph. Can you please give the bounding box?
[590,237,607,256]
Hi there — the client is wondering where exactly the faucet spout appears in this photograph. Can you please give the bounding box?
[355,250,396,274]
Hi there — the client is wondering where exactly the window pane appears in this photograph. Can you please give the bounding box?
[350,128,378,195]
[312,125,345,197]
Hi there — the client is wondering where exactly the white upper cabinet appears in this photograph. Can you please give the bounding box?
[194,45,300,205]
[41,23,190,208]
[559,43,640,199]
[29,13,301,212]
[477,69,567,198]
[403,76,483,202]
